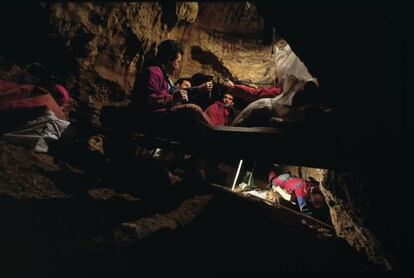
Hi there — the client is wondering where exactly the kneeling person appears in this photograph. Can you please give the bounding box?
[268,169,325,216]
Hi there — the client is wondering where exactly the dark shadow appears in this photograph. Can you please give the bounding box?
[191,46,233,79]
[0,3,79,78]
[160,1,178,31]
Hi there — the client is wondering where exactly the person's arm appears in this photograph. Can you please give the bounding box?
[186,81,213,101]
[224,80,282,102]
[268,170,278,184]
[191,81,213,93]
[233,84,282,99]
[144,68,173,109]
[268,171,293,202]
[168,79,189,105]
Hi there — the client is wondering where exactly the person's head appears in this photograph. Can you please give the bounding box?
[307,181,325,209]
[175,78,191,90]
[222,93,234,107]
[309,192,325,209]
[190,73,213,87]
[157,39,184,74]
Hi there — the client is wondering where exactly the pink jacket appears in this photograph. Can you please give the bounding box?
[133,66,175,114]
[231,84,282,103]
[268,171,310,198]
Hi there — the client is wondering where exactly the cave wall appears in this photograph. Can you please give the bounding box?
[176,3,276,83]
[47,2,277,112]
[48,2,169,113]
[283,165,392,270]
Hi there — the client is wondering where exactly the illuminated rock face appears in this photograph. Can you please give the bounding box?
[282,166,392,270]
[49,2,167,107]
[48,2,278,108]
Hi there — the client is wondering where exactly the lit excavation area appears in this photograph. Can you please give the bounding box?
[229,163,330,223]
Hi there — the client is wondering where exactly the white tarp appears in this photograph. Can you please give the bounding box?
[272,43,318,105]
[245,189,268,200]
[231,43,319,126]
[1,109,70,153]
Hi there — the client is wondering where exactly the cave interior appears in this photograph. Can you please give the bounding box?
[0,1,409,273]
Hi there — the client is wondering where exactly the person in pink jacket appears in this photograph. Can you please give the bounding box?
[268,168,325,215]
[131,40,212,128]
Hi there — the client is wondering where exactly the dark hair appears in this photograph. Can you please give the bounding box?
[175,77,191,87]
[157,39,184,65]
[190,73,212,87]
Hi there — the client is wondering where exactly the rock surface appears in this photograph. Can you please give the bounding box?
[0,142,376,273]
[282,165,392,270]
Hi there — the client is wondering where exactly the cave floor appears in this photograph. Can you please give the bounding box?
[0,143,375,273]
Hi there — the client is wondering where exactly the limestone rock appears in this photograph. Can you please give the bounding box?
[322,171,392,270]
[0,144,67,199]
[85,188,139,202]
[114,194,212,244]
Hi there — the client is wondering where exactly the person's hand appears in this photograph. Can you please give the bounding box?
[224,80,235,89]
[197,81,213,93]
[180,90,188,102]
[173,89,188,103]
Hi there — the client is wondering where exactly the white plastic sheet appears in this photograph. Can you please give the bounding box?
[272,43,318,105]
[2,109,70,153]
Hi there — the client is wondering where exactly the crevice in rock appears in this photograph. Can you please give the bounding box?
[190,46,233,79]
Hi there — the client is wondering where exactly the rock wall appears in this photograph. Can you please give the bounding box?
[49,3,166,108]
[177,3,276,83]
[48,2,277,112]
[283,165,392,270]
[321,171,392,270]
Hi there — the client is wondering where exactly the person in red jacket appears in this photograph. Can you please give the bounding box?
[222,79,297,127]
[268,168,325,216]
[223,79,283,103]
[204,92,239,126]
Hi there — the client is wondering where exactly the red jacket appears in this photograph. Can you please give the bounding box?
[231,84,282,103]
[268,171,310,198]
[205,101,230,126]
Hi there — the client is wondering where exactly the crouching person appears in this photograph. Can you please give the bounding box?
[268,169,325,216]
[131,39,212,138]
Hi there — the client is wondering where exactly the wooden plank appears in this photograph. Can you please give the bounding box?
[129,124,340,170]
[100,106,342,170]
